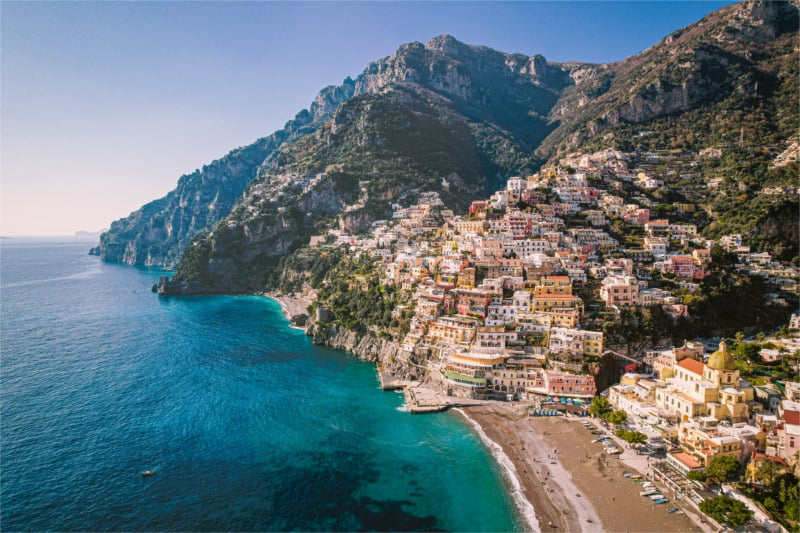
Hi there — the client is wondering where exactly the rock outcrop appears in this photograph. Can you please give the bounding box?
[306,319,420,381]
[95,80,357,267]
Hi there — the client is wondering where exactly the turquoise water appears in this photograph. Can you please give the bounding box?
[0,239,522,531]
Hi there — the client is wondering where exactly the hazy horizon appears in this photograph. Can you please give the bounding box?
[2,1,733,236]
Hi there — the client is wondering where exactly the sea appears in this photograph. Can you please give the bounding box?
[0,238,523,532]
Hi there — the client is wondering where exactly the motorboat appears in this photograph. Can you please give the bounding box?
[141,469,157,477]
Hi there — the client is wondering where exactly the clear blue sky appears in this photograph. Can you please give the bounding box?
[1,1,732,236]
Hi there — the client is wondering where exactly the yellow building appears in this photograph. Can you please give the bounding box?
[456,267,476,289]
[426,316,479,349]
[532,275,573,296]
[532,294,584,315]
[704,341,753,423]
[656,341,753,424]
[444,352,505,389]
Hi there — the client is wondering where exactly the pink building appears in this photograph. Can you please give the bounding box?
[779,400,800,460]
[667,255,696,279]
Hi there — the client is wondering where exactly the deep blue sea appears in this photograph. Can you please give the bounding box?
[1,238,522,532]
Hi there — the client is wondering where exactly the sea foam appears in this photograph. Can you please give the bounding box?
[454,408,541,533]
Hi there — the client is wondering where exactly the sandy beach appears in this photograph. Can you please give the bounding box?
[265,293,312,322]
[460,404,712,533]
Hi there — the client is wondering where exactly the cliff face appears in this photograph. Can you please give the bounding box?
[96,79,357,267]
[539,0,799,157]
[306,320,421,381]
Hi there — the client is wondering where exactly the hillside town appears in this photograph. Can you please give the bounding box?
[302,149,800,531]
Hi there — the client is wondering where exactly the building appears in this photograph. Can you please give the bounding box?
[526,369,596,404]
[600,275,641,308]
[666,255,696,279]
[426,316,479,349]
[548,327,603,357]
[444,352,505,392]
[655,341,753,424]
[778,399,800,461]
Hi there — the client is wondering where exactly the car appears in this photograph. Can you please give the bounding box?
[591,430,603,435]
[605,447,622,455]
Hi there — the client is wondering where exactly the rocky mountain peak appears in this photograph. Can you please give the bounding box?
[736,0,799,38]
[424,34,472,57]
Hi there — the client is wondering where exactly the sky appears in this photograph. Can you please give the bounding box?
[1,1,733,236]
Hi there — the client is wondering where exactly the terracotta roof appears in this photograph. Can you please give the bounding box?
[783,410,800,425]
[678,358,704,375]
[670,451,703,469]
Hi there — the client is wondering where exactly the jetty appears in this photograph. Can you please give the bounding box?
[403,382,488,413]
[377,364,488,413]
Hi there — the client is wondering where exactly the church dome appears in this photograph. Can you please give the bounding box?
[707,340,737,371]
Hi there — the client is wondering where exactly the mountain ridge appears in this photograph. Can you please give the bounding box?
[95,0,798,292]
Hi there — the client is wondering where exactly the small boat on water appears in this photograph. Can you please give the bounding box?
[141,469,157,477]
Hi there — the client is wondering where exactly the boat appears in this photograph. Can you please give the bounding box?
[653,498,669,504]
[667,507,679,513]
[141,469,157,477]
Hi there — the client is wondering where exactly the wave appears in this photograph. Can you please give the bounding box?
[454,408,541,533]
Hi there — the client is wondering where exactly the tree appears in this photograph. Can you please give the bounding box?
[604,410,628,426]
[627,431,647,446]
[588,396,612,418]
[735,342,762,364]
[615,429,648,447]
[699,496,753,529]
[704,455,740,484]
[687,470,706,482]
[756,458,782,486]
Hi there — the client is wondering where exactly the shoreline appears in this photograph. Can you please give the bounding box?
[458,404,597,532]
[252,297,712,533]
[260,292,311,328]
[459,404,712,533]
[454,408,541,533]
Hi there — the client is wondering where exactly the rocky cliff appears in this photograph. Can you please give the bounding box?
[539,0,799,157]
[95,80,357,267]
[305,319,422,381]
